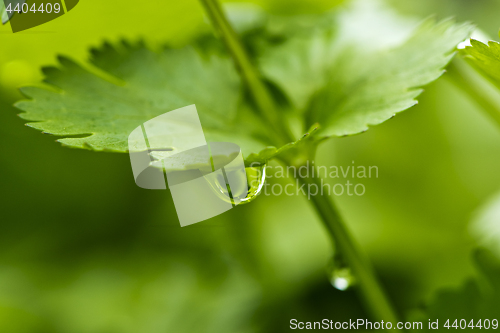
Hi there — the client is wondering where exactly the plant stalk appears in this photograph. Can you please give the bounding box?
[199,0,294,145]
[295,165,400,324]
[200,0,400,325]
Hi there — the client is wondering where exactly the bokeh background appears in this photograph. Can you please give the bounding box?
[1,0,500,332]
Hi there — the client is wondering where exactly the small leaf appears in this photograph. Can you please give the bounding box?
[470,191,500,258]
[461,33,500,88]
[245,124,321,165]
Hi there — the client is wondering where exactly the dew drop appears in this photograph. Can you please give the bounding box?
[327,254,355,291]
[239,164,267,204]
[212,173,232,199]
[205,164,267,205]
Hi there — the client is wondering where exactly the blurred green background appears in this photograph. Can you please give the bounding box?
[1,0,500,332]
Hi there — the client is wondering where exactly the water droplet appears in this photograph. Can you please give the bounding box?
[212,172,232,199]
[239,164,267,204]
[327,254,355,291]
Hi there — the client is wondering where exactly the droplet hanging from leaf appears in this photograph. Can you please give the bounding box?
[327,253,356,291]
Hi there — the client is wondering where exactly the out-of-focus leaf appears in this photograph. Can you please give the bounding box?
[470,191,500,257]
[0,253,262,333]
[258,0,418,110]
[422,249,500,328]
[225,3,267,34]
[259,12,473,137]
[461,33,500,88]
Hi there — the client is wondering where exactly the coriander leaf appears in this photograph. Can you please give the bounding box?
[16,41,269,159]
[259,15,473,137]
[461,33,500,88]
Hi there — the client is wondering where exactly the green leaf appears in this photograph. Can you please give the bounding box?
[245,124,321,165]
[16,41,268,157]
[470,191,500,259]
[258,17,473,137]
[461,33,500,88]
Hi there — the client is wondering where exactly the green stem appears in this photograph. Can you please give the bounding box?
[199,0,294,145]
[447,57,500,128]
[295,164,400,324]
[199,0,400,325]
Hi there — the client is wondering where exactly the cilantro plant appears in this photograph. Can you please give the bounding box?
[15,0,474,324]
